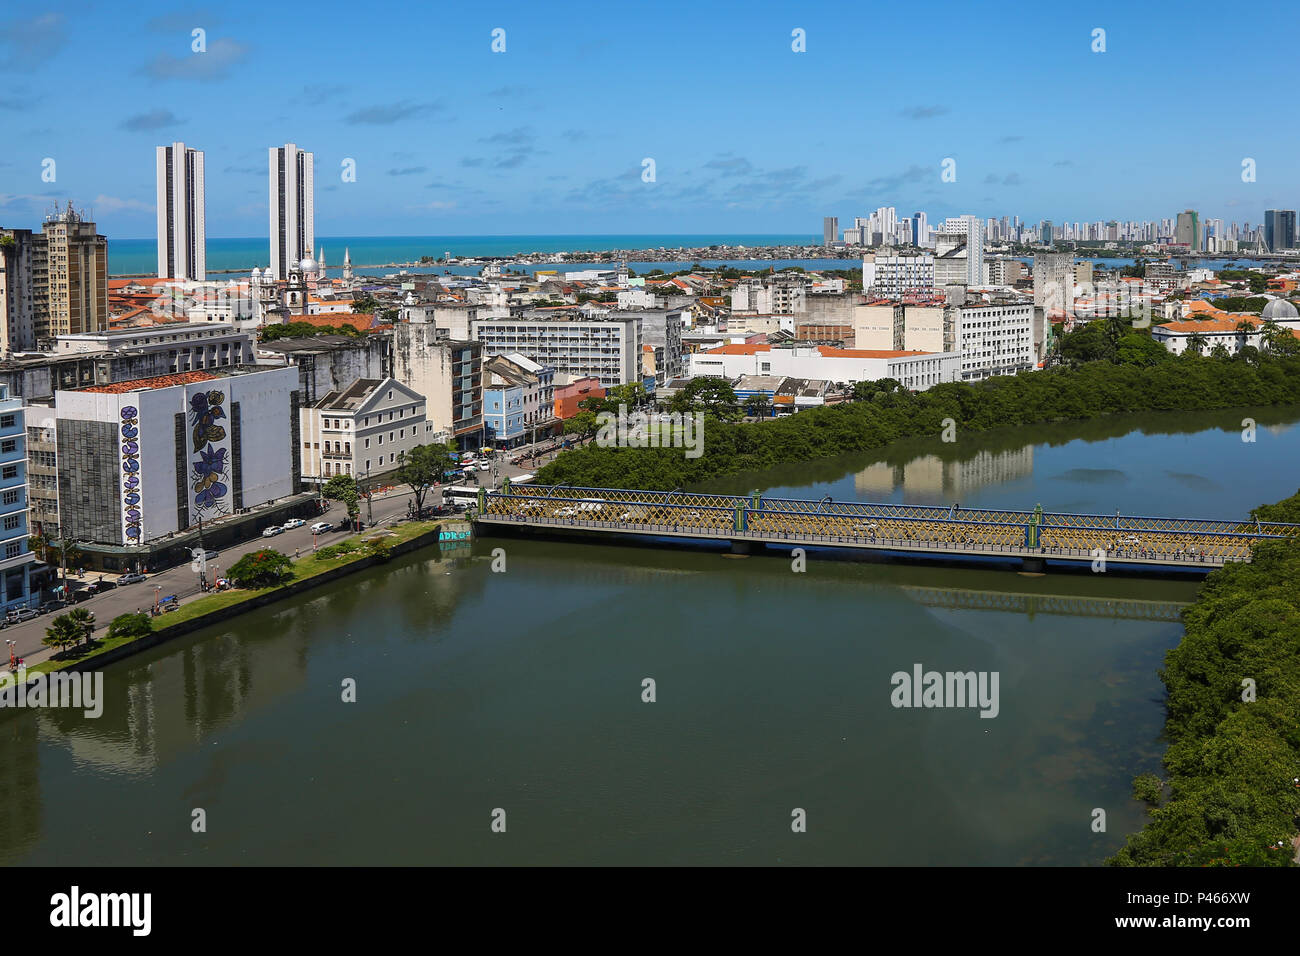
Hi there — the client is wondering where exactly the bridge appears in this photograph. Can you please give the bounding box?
[470,485,1300,573]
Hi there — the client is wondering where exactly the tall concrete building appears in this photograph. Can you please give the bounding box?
[35,203,109,345]
[155,142,206,281]
[822,217,838,245]
[1264,209,1296,252]
[1175,210,1201,251]
[269,144,314,280]
[1033,253,1075,316]
[0,228,40,354]
[960,215,985,287]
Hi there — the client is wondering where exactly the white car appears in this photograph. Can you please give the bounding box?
[282,518,306,529]
[555,506,579,517]
[118,572,148,585]
[477,462,491,472]
[310,521,332,534]
[261,526,284,538]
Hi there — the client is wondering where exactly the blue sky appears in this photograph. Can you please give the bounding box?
[0,0,1292,238]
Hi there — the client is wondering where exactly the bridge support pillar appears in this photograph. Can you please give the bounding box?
[1021,556,1046,573]
[730,539,763,556]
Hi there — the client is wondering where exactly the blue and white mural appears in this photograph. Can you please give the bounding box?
[189,388,231,517]
[120,404,141,542]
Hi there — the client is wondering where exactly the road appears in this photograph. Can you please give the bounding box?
[4,457,534,669]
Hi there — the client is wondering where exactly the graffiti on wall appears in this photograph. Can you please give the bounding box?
[190,389,230,516]
[120,404,141,542]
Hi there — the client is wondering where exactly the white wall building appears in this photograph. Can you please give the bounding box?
[947,301,1035,380]
[471,315,641,387]
[156,142,206,281]
[300,376,436,482]
[870,254,935,298]
[53,365,300,547]
[54,322,255,370]
[687,344,959,391]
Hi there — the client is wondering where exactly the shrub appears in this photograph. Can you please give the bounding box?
[106,612,153,641]
[227,549,294,588]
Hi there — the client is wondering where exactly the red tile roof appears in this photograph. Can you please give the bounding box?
[81,370,219,393]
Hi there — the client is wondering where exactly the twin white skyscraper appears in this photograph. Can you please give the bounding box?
[155,142,315,282]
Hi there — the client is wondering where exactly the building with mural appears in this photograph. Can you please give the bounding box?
[53,365,309,570]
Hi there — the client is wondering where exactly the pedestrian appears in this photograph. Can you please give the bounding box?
[295,547,301,559]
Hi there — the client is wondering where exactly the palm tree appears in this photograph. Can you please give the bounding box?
[65,607,95,645]
[1234,318,1256,352]
[42,614,84,655]
[1185,332,1209,356]
[1259,318,1286,353]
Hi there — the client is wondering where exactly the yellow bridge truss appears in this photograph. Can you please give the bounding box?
[473,484,1299,565]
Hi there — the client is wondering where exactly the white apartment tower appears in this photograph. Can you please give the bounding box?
[155,142,206,281]
[269,144,315,281]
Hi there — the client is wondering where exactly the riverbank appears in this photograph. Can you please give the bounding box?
[1109,488,1300,866]
[537,354,1300,492]
[19,520,444,680]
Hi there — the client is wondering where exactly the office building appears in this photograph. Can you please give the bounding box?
[156,142,206,281]
[1175,210,1201,251]
[471,315,642,388]
[870,254,935,298]
[269,144,315,280]
[823,217,838,245]
[31,203,109,345]
[0,228,39,354]
[1264,210,1296,252]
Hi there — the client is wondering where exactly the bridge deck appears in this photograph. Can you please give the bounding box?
[470,486,1300,570]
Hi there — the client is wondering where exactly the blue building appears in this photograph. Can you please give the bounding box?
[483,382,527,446]
[0,386,34,613]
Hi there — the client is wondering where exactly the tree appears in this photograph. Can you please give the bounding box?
[322,473,360,525]
[107,612,153,641]
[350,293,379,314]
[227,549,294,588]
[606,381,647,410]
[563,410,600,442]
[669,377,740,420]
[66,608,95,644]
[43,609,94,653]
[1184,332,1209,356]
[396,443,455,516]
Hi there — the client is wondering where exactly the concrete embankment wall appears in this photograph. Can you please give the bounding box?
[53,525,446,676]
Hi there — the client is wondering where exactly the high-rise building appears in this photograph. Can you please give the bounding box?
[0,227,40,354]
[269,144,315,281]
[0,386,35,613]
[911,212,928,247]
[1264,210,1296,252]
[36,202,108,343]
[156,142,206,281]
[1175,210,1200,251]
[1033,253,1075,317]
[822,217,839,245]
[961,215,985,287]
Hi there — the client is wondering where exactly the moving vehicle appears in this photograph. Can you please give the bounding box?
[118,572,148,585]
[477,462,491,472]
[203,549,219,561]
[310,521,332,535]
[262,525,285,538]
[443,486,482,508]
[282,518,306,530]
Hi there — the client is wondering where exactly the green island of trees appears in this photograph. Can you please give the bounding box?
[536,336,1300,491]
[1109,487,1300,866]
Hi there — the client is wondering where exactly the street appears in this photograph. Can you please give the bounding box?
[4,457,534,668]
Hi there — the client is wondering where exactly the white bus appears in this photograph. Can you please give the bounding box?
[443,486,483,508]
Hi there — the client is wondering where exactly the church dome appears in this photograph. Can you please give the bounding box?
[300,257,317,273]
[1261,298,1298,320]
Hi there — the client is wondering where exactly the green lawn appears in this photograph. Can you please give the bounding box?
[26,521,441,676]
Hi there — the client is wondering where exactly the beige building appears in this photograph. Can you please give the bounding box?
[853,303,945,352]
[300,376,436,484]
[36,203,108,344]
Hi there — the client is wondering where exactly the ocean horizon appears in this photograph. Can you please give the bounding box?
[108,234,821,275]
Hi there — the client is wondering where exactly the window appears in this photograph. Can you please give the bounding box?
[2,515,18,531]
[1,490,17,506]
[0,415,13,428]
[4,543,17,559]
[377,434,383,445]
[1,440,16,455]
[1,466,15,480]
[364,438,370,449]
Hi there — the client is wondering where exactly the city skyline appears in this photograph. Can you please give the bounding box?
[2,1,1299,240]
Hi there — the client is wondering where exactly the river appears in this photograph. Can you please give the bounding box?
[3,406,1297,865]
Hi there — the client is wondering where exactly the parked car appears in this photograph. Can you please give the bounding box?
[310,521,333,535]
[118,571,148,585]
[261,526,284,538]
[477,462,491,472]
[203,549,219,561]
[38,600,66,615]
[282,518,306,530]
[5,607,39,624]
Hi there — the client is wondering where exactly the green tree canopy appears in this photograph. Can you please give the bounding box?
[228,549,294,589]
